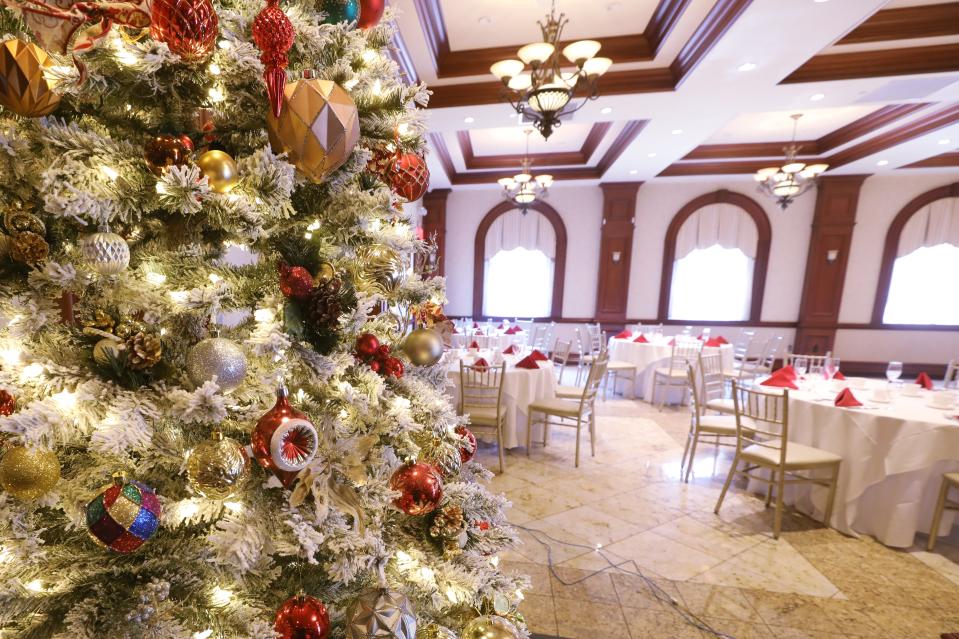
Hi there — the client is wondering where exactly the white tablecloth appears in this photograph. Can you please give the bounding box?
[446,353,557,449]
[762,379,959,547]
[607,337,734,401]
[451,331,525,351]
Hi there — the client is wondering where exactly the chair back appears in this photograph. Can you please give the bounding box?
[686,364,705,419]
[731,382,788,467]
[785,353,828,376]
[697,351,725,408]
[667,342,701,377]
[459,361,506,421]
[578,351,609,411]
[529,324,545,349]
[578,324,603,358]
[537,321,556,352]
[733,330,755,363]
[551,339,572,371]
[945,359,958,388]
[760,335,784,369]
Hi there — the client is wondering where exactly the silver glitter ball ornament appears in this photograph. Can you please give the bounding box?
[80,231,130,275]
[186,337,248,392]
[461,616,520,639]
[346,588,417,639]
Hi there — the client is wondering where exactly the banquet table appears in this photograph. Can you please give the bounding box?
[757,378,959,547]
[607,335,734,401]
[451,330,525,352]
[445,351,557,449]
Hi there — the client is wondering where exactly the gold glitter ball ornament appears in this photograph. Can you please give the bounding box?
[186,431,250,498]
[93,338,125,366]
[197,150,239,193]
[9,231,48,264]
[416,624,457,639]
[346,588,417,639]
[0,446,60,500]
[266,73,360,182]
[0,39,60,118]
[460,616,520,639]
[316,261,336,285]
[186,337,248,391]
[403,328,444,367]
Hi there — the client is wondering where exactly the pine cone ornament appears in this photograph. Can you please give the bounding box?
[306,277,343,330]
[10,231,48,264]
[429,503,465,540]
[125,332,162,370]
[81,308,116,333]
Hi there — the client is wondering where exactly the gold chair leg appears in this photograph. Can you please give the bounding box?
[574,417,582,468]
[823,464,839,529]
[684,433,699,484]
[526,410,535,457]
[589,410,596,458]
[928,476,951,552]
[773,471,786,539]
[765,477,774,509]
[497,419,505,473]
[715,453,739,514]
[680,431,693,474]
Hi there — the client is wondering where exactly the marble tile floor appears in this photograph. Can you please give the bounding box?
[474,399,959,639]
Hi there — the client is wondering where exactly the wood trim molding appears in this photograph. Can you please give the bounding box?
[646,0,694,55]
[428,132,457,182]
[657,189,771,322]
[595,182,643,321]
[904,152,959,169]
[837,2,959,45]
[457,122,613,170]
[670,0,754,87]
[472,201,568,319]
[870,181,959,325]
[782,43,959,85]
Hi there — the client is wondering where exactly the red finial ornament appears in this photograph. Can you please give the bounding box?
[252,0,296,118]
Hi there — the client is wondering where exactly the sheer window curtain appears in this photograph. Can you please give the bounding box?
[483,210,556,317]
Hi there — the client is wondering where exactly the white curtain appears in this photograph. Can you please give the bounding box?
[897,197,959,257]
[674,203,759,260]
[485,209,556,260]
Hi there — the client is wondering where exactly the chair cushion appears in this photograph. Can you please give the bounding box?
[607,360,636,371]
[466,407,501,426]
[706,398,735,414]
[654,367,687,378]
[696,415,738,435]
[528,397,582,418]
[555,385,583,399]
[742,440,841,468]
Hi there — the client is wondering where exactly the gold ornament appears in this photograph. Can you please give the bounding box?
[416,624,457,639]
[429,503,467,556]
[461,616,520,639]
[10,231,49,263]
[316,261,336,285]
[0,39,60,118]
[186,431,250,498]
[266,72,360,182]
[114,318,146,339]
[0,232,9,259]
[3,203,45,236]
[197,150,239,193]
[403,328,444,367]
[0,446,60,500]
[82,308,116,333]
[93,337,125,365]
[125,331,162,369]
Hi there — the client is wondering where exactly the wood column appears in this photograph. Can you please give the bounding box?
[595,182,643,322]
[794,175,868,355]
[420,189,450,277]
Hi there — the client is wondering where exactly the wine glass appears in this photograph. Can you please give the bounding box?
[794,357,809,378]
[886,361,903,383]
[824,356,839,380]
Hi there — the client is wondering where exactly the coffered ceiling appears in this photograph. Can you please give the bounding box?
[387,0,959,188]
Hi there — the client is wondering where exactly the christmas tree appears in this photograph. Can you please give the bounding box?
[0,0,527,636]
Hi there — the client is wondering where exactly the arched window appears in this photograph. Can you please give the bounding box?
[875,184,959,325]
[473,201,567,319]
[659,190,771,322]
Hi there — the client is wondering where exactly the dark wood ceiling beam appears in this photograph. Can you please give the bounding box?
[781,43,959,84]
[904,152,959,169]
[670,0,754,87]
[836,2,959,45]
[646,0,694,55]
[682,141,815,161]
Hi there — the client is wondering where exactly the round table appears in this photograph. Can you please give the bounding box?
[451,331,525,351]
[446,351,556,449]
[608,336,734,401]
[762,378,959,547]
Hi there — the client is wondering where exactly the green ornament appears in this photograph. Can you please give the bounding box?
[320,0,360,24]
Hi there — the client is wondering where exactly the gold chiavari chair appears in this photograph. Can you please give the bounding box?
[785,353,829,377]
[652,341,701,410]
[681,365,743,483]
[459,361,507,473]
[550,339,572,384]
[928,473,959,551]
[699,351,734,415]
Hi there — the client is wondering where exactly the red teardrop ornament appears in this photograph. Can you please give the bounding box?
[150,0,218,62]
[252,0,296,118]
[357,0,385,29]
[252,386,319,487]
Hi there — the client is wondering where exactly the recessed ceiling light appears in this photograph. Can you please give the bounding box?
[939,138,951,145]
[600,106,613,115]
[810,93,825,101]
[647,152,657,158]
[629,169,638,175]
[877,160,889,166]
[464,116,475,123]
[813,0,829,3]
[607,1,623,11]
[737,62,757,72]
[671,129,683,135]
[477,15,492,25]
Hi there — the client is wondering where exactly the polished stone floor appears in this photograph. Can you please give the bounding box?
[476,399,959,639]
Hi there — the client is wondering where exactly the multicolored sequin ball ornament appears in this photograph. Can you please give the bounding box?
[85,471,161,553]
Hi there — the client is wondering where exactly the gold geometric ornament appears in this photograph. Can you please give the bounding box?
[266,73,360,182]
[0,39,61,117]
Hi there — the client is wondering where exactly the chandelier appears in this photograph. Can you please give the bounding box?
[489,1,612,140]
[497,130,553,213]
[754,114,829,210]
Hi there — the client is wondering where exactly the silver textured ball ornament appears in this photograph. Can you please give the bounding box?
[186,337,248,392]
[81,231,130,275]
[461,616,520,639]
[403,328,444,367]
[346,588,417,639]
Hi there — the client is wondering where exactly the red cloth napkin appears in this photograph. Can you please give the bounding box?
[704,337,723,347]
[453,327,461,334]
[472,322,479,329]
[614,330,631,339]
[916,372,933,390]
[473,357,489,371]
[760,373,798,390]
[835,387,862,407]
[531,350,548,361]
[497,323,504,330]
[469,341,480,349]
[515,355,539,370]
[503,345,517,354]
[505,326,520,334]
[772,365,797,381]
[668,338,676,347]
[714,336,729,345]
[634,335,649,343]
[474,329,484,335]
[833,371,845,380]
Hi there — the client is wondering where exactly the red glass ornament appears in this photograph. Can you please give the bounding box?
[389,152,429,202]
[275,594,330,639]
[144,134,192,175]
[455,425,476,463]
[383,356,404,379]
[374,344,391,360]
[390,462,442,515]
[0,390,15,416]
[252,0,296,118]
[251,386,319,488]
[355,333,380,358]
[150,0,218,61]
[278,262,314,299]
[369,360,381,374]
[477,520,490,531]
[357,0,385,29]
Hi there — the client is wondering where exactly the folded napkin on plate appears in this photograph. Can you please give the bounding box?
[835,387,863,407]
[614,330,632,339]
[770,365,797,380]
[668,338,676,347]
[714,336,729,345]
[497,323,504,330]
[833,371,845,380]
[505,326,520,334]
[634,334,649,343]
[473,357,489,371]
[502,345,517,354]
[916,372,933,390]
[469,341,480,349]
[515,355,539,370]
[472,322,479,329]
[760,372,798,390]
[704,337,724,347]
[531,349,548,361]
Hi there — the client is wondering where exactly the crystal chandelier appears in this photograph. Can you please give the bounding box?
[754,114,829,210]
[489,1,612,140]
[497,130,553,213]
